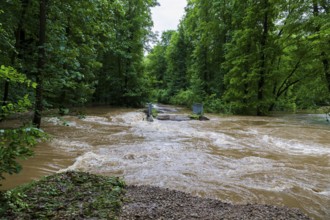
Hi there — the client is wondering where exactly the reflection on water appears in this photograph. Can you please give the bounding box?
[1,107,330,219]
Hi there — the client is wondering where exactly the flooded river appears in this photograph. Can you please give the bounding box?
[1,106,330,219]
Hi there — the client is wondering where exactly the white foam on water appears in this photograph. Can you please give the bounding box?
[60,152,107,172]
[44,117,61,125]
[261,135,330,156]
[60,140,213,184]
[82,116,113,125]
[45,117,87,129]
[319,190,330,196]
[110,112,145,125]
[51,139,92,152]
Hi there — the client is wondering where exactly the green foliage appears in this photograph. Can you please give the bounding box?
[151,108,158,118]
[58,107,69,116]
[0,189,29,215]
[189,114,201,120]
[0,127,47,185]
[153,89,170,104]
[0,66,36,88]
[145,0,330,115]
[1,0,157,112]
[170,89,195,107]
[204,94,231,114]
[1,95,31,120]
[165,29,189,96]
[1,171,126,219]
[0,66,35,120]
[0,65,47,187]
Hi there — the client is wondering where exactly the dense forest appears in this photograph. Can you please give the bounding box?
[0,0,157,128]
[146,0,330,115]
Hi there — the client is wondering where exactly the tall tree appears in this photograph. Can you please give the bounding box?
[33,0,47,128]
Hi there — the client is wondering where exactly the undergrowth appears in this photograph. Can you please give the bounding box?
[0,171,126,220]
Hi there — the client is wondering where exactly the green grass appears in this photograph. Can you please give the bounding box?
[151,108,158,118]
[0,171,126,220]
[189,114,201,120]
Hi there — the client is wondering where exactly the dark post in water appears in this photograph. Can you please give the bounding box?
[147,103,154,122]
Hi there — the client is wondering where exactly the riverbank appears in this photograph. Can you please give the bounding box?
[1,172,310,219]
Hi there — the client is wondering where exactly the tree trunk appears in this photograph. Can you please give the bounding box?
[33,0,47,128]
[2,81,9,108]
[257,0,269,116]
[1,80,9,122]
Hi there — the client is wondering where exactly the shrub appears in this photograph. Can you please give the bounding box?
[170,89,195,107]
[0,127,47,186]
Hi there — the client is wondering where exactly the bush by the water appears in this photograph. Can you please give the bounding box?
[0,171,125,219]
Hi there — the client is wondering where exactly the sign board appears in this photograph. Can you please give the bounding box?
[192,103,203,115]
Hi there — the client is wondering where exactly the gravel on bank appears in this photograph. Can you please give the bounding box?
[119,185,311,220]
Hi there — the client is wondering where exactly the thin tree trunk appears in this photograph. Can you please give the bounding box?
[33,0,47,128]
[257,0,269,116]
[2,80,9,108]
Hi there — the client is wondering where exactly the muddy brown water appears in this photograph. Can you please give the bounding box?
[1,106,329,219]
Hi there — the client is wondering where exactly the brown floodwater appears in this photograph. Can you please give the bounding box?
[1,106,329,219]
